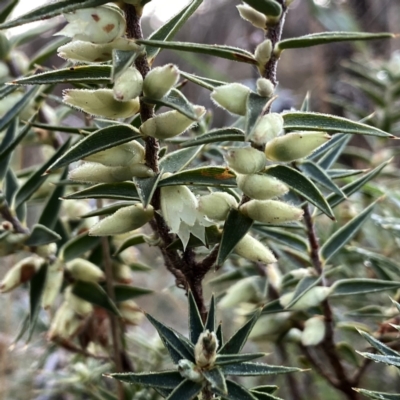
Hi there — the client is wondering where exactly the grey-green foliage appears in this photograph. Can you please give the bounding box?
[0,0,398,399]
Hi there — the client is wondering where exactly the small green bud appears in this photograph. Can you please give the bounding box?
[178,359,204,383]
[251,112,283,145]
[84,140,145,167]
[42,260,64,310]
[57,6,126,44]
[219,276,263,308]
[301,316,326,346]
[119,300,143,325]
[63,89,140,119]
[113,262,133,284]
[0,255,45,293]
[143,64,180,99]
[236,173,288,200]
[255,39,272,75]
[250,313,292,339]
[265,131,331,162]
[48,301,81,340]
[280,286,332,310]
[195,330,218,368]
[235,234,277,264]
[128,164,155,178]
[65,286,94,317]
[35,242,57,258]
[198,192,238,221]
[225,147,266,174]
[256,78,275,97]
[89,204,154,236]
[66,258,105,282]
[140,107,205,139]
[240,199,304,224]
[237,4,267,30]
[113,66,143,101]
[211,83,250,116]
[0,33,10,59]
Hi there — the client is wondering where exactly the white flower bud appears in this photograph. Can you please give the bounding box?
[250,313,292,339]
[240,199,304,224]
[140,107,205,139]
[236,174,288,200]
[265,131,331,162]
[251,113,283,145]
[256,78,275,97]
[42,260,64,310]
[197,192,238,221]
[235,234,277,264]
[65,286,94,317]
[84,140,145,167]
[195,330,218,368]
[113,67,143,101]
[211,83,250,116]
[66,258,105,282]
[143,64,180,99]
[279,286,332,310]
[63,89,140,119]
[301,316,326,346]
[58,38,141,63]
[113,263,132,284]
[225,147,266,174]
[219,276,263,309]
[119,300,143,325]
[284,328,303,343]
[57,6,126,44]
[35,242,57,258]
[255,39,272,75]
[48,301,82,340]
[237,4,267,30]
[178,359,203,382]
[89,204,154,236]
[0,256,45,293]
[128,164,155,178]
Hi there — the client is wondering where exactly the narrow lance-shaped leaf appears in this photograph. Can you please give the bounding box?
[354,388,400,400]
[221,379,258,400]
[320,198,380,263]
[285,275,322,309]
[25,224,61,246]
[330,279,400,297]
[0,0,18,24]
[135,173,162,208]
[282,112,393,137]
[0,118,17,181]
[81,201,136,219]
[63,182,140,201]
[245,92,269,139]
[242,0,282,17]
[60,232,101,262]
[276,32,394,52]
[107,370,183,388]
[181,128,245,148]
[216,353,267,366]
[167,379,203,400]
[188,291,204,344]
[137,40,258,65]
[358,330,400,357]
[159,146,202,174]
[356,352,400,368]
[205,294,216,333]
[113,234,147,256]
[180,70,227,91]
[203,368,227,394]
[113,285,153,302]
[221,362,303,376]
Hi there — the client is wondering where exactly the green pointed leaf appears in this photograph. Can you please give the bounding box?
[261,299,285,315]
[0,85,19,101]
[72,281,120,316]
[25,224,61,246]
[251,386,278,395]
[253,225,308,252]
[146,0,203,60]
[135,173,162,208]
[146,313,195,362]
[242,0,282,17]
[107,370,183,388]
[245,92,268,139]
[113,285,152,302]
[63,182,140,201]
[47,124,140,173]
[28,122,96,135]
[219,309,261,355]
[27,263,47,341]
[317,135,352,170]
[299,160,345,198]
[282,112,393,137]
[354,388,400,400]
[217,208,253,266]
[159,146,202,174]
[358,330,400,357]
[181,128,245,148]
[0,118,17,181]
[188,290,204,344]
[328,160,390,208]
[159,167,236,188]
[143,88,197,120]
[60,232,101,262]
[285,275,322,309]
[205,294,216,332]
[167,379,203,400]
[216,353,266,366]
[137,40,258,65]
[357,352,400,368]
[113,234,147,256]
[320,198,379,262]
[81,201,136,219]
[0,0,18,24]
[216,323,224,349]
[4,168,19,206]
[264,165,334,219]
[277,32,393,51]
[330,279,400,297]
[30,37,70,67]
[220,380,257,400]
[14,138,71,208]
[0,0,114,29]
[221,362,303,376]
[328,169,364,179]
[203,368,227,394]
[251,392,283,400]
[180,70,227,90]
[0,86,40,132]
[11,65,112,85]
[112,49,142,81]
